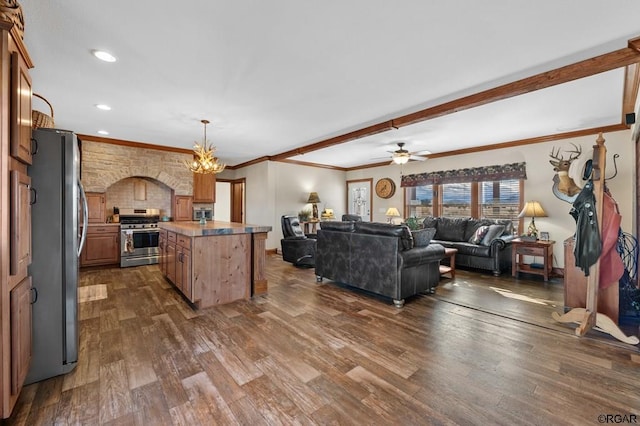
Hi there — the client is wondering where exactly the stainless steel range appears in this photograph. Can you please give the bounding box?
[119,208,160,267]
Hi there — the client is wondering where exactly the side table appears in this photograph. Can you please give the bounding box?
[511,238,555,281]
[301,220,319,234]
[440,247,458,279]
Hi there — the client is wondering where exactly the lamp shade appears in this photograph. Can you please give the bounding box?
[392,154,410,165]
[385,207,400,217]
[518,201,547,218]
[307,192,321,204]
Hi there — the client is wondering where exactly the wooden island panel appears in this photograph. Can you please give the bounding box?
[192,233,251,307]
[158,221,271,308]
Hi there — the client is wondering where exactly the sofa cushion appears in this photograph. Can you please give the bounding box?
[320,221,355,232]
[355,222,413,251]
[422,216,438,229]
[432,241,492,257]
[468,225,490,244]
[434,217,469,242]
[411,227,436,247]
[481,224,505,246]
[464,218,492,241]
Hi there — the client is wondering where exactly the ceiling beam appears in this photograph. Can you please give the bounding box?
[392,46,640,128]
[77,134,193,155]
[623,62,640,125]
[269,121,394,161]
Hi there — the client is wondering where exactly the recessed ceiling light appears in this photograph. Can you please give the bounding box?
[95,104,111,111]
[92,50,117,62]
[97,130,109,135]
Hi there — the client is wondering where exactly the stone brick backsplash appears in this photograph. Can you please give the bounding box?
[106,177,172,217]
[81,140,193,195]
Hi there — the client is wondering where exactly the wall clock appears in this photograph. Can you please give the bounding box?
[375,178,396,199]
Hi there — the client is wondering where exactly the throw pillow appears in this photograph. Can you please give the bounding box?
[412,227,436,247]
[468,225,490,244]
[480,224,505,246]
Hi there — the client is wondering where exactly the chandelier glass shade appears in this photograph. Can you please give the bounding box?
[392,153,410,165]
[185,119,226,174]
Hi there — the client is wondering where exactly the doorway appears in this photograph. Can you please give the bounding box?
[216,178,245,223]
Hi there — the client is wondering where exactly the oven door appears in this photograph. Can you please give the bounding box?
[121,228,160,261]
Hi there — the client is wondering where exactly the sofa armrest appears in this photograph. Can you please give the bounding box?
[400,243,445,268]
[489,235,514,253]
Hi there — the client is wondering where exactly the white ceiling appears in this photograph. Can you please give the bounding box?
[19,1,640,168]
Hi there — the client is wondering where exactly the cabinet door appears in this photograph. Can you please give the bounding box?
[10,276,32,396]
[10,170,31,277]
[158,232,166,275]
[10,52,33,165]
[181,247,192,300]
[193,173,216,203]
[85,193,106,223]
[80,229,119,267]
[174,196,192,222]
[166,242,176,283]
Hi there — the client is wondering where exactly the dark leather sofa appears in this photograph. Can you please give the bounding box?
[422,216,515,276]
[315,221,445,307]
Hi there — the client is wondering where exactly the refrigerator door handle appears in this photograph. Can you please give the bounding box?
[78,180,89,257]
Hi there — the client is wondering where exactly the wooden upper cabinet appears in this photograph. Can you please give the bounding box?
[193,173,216,203]
[85,192,106,223]
[10,51,33,165]
[174,195,192,221]
[10,170,31,278]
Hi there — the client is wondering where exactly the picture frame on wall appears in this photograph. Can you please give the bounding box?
[540,232,550,241]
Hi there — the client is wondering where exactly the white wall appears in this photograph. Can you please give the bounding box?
[347,129,635,269]
[227,161,346,250]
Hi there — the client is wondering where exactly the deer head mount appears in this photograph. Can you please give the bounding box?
[549,143,582,197]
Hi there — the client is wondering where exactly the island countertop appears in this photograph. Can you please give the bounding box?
[158,220,272,237]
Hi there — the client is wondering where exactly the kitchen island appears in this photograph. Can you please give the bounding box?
[158,221,271,308]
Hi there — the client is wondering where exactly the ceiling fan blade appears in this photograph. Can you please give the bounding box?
[409,155,427,161]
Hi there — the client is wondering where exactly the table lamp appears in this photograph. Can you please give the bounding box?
[307,192,321,220]
[518,201,547,238]
[385,207,401,224]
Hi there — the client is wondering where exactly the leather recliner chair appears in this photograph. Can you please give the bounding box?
[280,215,317,267]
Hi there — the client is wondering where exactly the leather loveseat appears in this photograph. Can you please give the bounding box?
[422,216,515,276]
[315,221,445,307]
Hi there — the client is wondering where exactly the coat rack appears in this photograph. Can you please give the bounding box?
[552,133,639,345]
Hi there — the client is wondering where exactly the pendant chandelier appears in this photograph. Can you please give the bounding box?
[184,119,226,174]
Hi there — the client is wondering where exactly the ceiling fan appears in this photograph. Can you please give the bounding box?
[388,142,430,165]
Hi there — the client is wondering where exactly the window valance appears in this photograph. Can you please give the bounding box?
[400,162,527,187]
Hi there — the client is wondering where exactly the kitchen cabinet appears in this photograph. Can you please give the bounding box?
[1,20,35,418]
[10,51,33,165]
[162,232,193,302]
[10,170,31,277]
[10,277,32,397]
[85,192,106,223]
[166,232,177,283]
[193,173,215,203]
[173,195,192,222]
[80,224,120,267]
[158,229,167,276]
[175,235,192,300]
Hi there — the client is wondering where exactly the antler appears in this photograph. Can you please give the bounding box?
[549,147,564,164]
[566,142,582,161]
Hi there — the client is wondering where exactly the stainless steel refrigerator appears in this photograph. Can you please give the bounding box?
[25,128,88,384]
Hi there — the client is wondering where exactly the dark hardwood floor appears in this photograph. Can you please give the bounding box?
[6,255,640,425]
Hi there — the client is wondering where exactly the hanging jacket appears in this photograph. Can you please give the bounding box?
[569,180,601,275]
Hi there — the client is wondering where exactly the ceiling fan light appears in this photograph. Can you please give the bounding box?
[393,154,410,165]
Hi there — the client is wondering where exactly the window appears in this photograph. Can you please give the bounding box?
[480,179,521,230]
[441,182,472,217]
[405,185,433,218]
[404,179,522,230]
